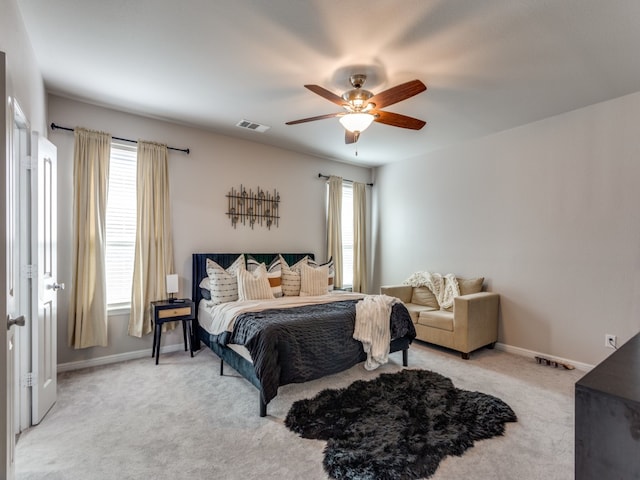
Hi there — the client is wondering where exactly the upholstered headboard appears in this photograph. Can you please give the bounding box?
[191,253,314,312]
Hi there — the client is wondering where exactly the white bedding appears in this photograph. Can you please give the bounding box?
[197,292,366,336]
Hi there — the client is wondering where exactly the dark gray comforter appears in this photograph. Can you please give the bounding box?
[215,299,416,404]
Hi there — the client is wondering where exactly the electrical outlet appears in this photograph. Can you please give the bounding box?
[605,334,617,349]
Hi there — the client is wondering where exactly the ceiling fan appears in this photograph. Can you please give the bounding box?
[286,74,427,144]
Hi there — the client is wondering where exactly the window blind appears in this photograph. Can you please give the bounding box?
[105,143,137,307]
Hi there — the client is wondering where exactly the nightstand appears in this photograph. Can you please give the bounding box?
[151,299,195,365]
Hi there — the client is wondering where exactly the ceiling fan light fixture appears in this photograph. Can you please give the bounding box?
[339,113,375,133]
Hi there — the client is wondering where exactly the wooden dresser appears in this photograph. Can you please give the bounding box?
[575,332,640,479]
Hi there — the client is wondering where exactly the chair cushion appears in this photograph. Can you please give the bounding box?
[405,304,436,324]
[418,310,454,332]
[411,286,439,309]
[457,277,484,295]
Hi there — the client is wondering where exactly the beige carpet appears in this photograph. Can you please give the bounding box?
[15,341,583,479]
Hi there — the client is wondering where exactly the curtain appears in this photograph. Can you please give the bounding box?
[68,127,111,348]
[128,141,174,337]
[353,182,367,293]
[327,175,343,289]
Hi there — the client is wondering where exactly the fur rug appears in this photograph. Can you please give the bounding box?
[285,369,517,480]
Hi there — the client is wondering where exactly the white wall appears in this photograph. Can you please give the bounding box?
[374,90,640,366]
[48,95,373,365]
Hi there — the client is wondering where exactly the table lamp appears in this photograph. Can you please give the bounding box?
[166,274,179,302]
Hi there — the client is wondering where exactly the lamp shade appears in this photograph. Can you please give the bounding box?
[339,113,375,133]
[166,274,179,295]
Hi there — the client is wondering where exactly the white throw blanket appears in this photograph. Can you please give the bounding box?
[403,271,460,310]
[353,294,397,371]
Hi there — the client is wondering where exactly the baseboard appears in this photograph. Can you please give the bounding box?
[494,342,594,371]
[58,341,594,373]
[57,343,185,373]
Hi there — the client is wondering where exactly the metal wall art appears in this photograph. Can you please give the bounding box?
[226,185,280,229]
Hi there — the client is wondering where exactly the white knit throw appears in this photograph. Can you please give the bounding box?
[353,294,397,370]
[403,271,460,310]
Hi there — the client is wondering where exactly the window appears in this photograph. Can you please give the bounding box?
[105,143,137,308]
[341,183,354,287]
[327,182,354,288]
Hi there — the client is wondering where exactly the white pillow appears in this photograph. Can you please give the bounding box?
[247,255,282,297]
[206,255,245,304]
[308,257,335,291]
[237,265,275,301]
[300,263,329,296]
[280,255,309,296]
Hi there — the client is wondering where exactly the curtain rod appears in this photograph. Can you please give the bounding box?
[50,123,190,154]
[318,173,373,186]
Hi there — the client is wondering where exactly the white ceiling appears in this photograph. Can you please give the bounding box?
[16,0,640,166]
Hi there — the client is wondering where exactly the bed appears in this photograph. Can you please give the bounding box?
[191,253,416,416]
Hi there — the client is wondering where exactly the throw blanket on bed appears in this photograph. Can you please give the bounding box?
[201,293,367,336]
[403,271,460,310]
[213,299,415,404]
[354,295,398,370]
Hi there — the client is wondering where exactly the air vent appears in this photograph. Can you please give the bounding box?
[236,119,270,133]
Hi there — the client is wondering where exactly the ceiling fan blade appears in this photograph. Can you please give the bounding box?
[286,112,342,125]
[368,80,426,109]
[345,130,360,144]
[304,85,347,107]
[373,110,426,130]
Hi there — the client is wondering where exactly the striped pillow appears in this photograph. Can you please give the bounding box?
[247,255,283,297]
[237,265,275,301]
[308,257,335,291]
[206,255,245,304]
[300,263,329,296]
[280,255,309,296]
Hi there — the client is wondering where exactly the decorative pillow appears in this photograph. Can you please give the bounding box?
[200,288,211,301]
[308,257,335,291]
[237,265,275,301]
[411,286,439,309]
[300,263,329,296]
[247,255,282,297]
[280,255,309,296]
[206,255,245,304]
[457,277,484,296]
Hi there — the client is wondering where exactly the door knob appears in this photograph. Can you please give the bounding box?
[7,314,26,330]
[52,282,65,291]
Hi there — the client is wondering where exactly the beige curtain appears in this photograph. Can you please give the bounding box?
[327,175,343,289]
[68,128,111,348]
[353,182,367,293]
[128,141,174,337]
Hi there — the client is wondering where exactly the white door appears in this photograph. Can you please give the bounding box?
[2,49,17,480]
[31,133,58,425]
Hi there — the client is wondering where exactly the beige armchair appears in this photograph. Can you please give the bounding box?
[381,283,499,359]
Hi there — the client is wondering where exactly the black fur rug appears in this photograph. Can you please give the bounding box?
[285,369,517,480]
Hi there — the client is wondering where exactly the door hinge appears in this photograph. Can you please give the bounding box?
[21,155,35,170]
[22,372,35,388]
[22,264,35,279]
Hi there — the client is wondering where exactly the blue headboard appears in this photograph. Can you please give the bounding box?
[191,252,314,314]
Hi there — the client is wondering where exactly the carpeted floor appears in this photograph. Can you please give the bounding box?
[15,341,583,479]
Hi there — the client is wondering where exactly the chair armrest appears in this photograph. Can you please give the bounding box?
[453,293,500,349]
[380,285,413,304]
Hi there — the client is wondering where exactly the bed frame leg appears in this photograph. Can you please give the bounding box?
[260,398,267,417]
[220,359,224,376]
[403,349,408,367]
